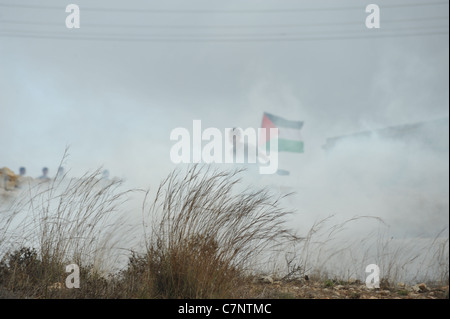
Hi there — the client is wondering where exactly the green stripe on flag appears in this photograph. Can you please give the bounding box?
[265,139,304,153]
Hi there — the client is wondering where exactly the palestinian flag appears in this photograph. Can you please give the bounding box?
[260,112,304,153]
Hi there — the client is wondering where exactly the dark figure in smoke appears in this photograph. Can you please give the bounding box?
[228,127,268,174]
[38,167,50,181]
[17,166,33,188]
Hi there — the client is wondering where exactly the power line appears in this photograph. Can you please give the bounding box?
[0,16,447,29]
[1,25,446,39]
[0,30,447,43]
[0,2,448,13]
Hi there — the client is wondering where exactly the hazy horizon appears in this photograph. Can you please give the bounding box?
[1,0,448,242]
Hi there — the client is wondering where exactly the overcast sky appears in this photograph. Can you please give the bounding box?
[1,0,448,238]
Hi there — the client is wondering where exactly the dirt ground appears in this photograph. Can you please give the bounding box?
[244,277,449,299]
[0,275,448,299]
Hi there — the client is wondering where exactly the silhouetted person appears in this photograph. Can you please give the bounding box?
[228,127,268,168]
[38,167,50,181]
[17,166,33,188]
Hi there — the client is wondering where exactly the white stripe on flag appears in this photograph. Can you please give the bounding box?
[278,127,302,141]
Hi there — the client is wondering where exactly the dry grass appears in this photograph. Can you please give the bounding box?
[0,160,448,298]
[0,151,133,298]
[131,165,300,298]
[267,215,449,288]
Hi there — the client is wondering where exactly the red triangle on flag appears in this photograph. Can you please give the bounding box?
[259,113,279,145]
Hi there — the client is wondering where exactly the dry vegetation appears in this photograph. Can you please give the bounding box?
[0,164,448,299]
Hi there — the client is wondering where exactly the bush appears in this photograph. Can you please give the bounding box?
[134,166,299,298]
[0,156,132,298]
[0,247,49,296]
